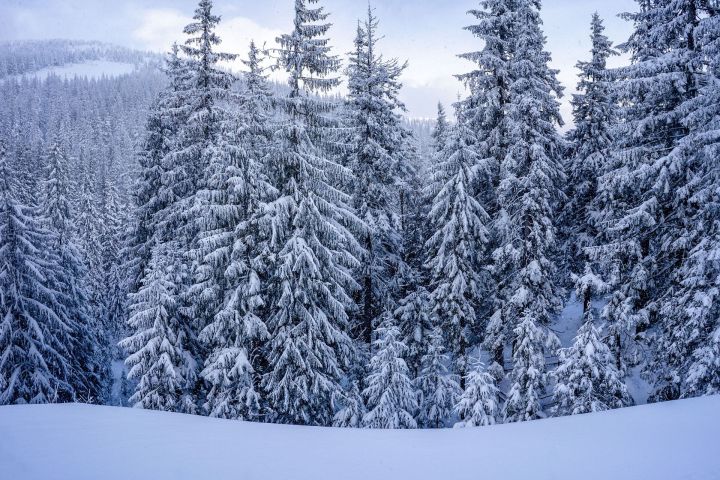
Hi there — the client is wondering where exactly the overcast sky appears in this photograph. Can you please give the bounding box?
[0,0,637,119]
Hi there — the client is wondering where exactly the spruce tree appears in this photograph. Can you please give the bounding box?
[431,103,449,152]
[394,285,432,378]
[454,359,500,427]
[553,314,632,416]
[120,241,197,412]
[563,13,618,283]
[345,7,411,347]
[416,326,461,428]
[42,139,110,402]
[362,312,418,429]
[425,120,490,386]
[261,0,361,426]
[496,0,565,422]
[649,4,720,399]
[0,143,75,404]
[198,41,276,420]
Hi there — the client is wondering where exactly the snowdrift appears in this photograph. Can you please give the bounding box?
[0,396,718,480]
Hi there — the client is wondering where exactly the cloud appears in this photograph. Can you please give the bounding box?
[132,8,282,66]
[132,8,188,52]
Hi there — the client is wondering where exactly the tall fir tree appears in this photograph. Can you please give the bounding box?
[261,0,362,426]
[416,326,461,428]
[562,13,618,286]
[0,143,75,404]
[42,139,110,401]
[424,120,491,387]
[644,2,720,399]
[495,0,565,422]
[345,7,411,350]
[454,359,501,427]
[458,0,516,369]
[362,312,418,429]
[198,41,276,420]
[598,0,715,395]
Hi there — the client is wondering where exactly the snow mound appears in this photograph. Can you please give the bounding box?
[0,397,718,480]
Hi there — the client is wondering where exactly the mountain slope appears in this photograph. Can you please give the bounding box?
[0,396,717,480]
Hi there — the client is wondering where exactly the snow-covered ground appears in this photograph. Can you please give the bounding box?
[1,396,718,480]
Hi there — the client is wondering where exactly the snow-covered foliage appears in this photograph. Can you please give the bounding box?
[416,327,461,428]
[425,120,490,382]
[362,313,418,429]
[454,359,500,427]
[260,0,361,426]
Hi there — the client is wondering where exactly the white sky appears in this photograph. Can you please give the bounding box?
[0,0,637,120]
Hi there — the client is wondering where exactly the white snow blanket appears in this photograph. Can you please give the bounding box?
[0,396,718,480]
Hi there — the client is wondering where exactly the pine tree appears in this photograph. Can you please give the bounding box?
[563,13,618,282]
[650,4,720,399]
[553,314,632,416]
[261,0,361,426]
[362,313,418,429]
[42,139,110,402]
[454,359,500,427]
[197,40,276,420]
[0,143,75,404]
[416,326,461,428]
[120,241,197,412]
[394,285,432,378]
[130,43,185,294]
[494,0,565,422]
[425,120,491,386]
[431,103,449,154]
[345,7,411,346]
[179,0,239,345]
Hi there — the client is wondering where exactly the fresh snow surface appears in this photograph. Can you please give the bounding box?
[0,396,718,480]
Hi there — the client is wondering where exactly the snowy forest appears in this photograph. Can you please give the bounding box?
[0,0,719,431]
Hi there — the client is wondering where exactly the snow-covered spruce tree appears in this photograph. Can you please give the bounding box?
[431,103,449,154]
[261,0,362,426]
[496,0,565,422]
[120,241,197,412]
[553,319,632,416]
[177,0,238,349]
[562,13,618,282]
[651,5,720,399]
[597,0,714,394]
[345,7,412,347]
[362,312,418,429]
[454,359,501,427]
[130,43,186,295]
[416,326,461,428]
[97,165,128,346]
[130,0,237,413]
[457,0,516,369]
[553,268,632,416]
[198,41,276,421]
[424,120,491,387]
[394,285,432,378]
[0,143,75,404]
[332,380,367,428]
[42,139,110,402]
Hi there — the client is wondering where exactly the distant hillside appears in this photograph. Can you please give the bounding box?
[0,39,161,78]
